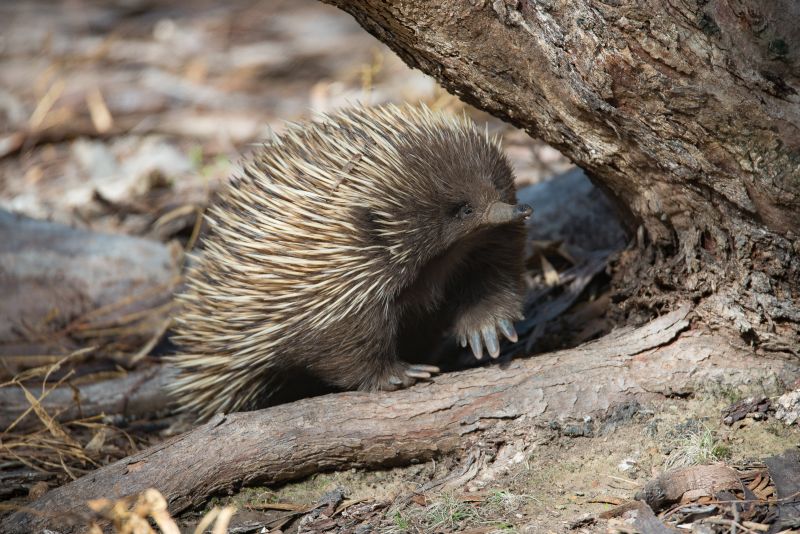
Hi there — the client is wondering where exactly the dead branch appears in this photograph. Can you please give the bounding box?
[0,366,177,431]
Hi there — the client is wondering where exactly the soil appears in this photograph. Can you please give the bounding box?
[191,388,797,533]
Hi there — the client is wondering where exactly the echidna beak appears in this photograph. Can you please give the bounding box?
[485,201,533,225]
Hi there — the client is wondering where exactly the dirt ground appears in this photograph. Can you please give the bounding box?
[180,386,793,533]
[1,1,798,533]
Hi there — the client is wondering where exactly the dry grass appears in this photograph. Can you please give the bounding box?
[0,351,147,501]
[87,488,236,534]
[1,354,231,532]
[664,424,732,469]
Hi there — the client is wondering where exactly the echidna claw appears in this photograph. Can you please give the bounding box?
[463,317,519,360]
[405,369,431,379]
[468,330,483,360]
[388,375,403,386]
[409,364,440,373]
[482,324,500,359]
[498,318,518,343]
[404,364,440,380]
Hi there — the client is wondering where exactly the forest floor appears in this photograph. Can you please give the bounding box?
[187,392,793,533]
[1,0,797,533]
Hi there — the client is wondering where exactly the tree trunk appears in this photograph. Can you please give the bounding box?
[322,0,800,347]
[5,307,798,533]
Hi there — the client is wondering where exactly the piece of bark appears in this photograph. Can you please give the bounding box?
[0,209,179,361]
[4,307,799,533]
[630,501,676,534]
[635,465,743,512]
[721,396,771,425]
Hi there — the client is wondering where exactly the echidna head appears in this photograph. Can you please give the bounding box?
[378,119,532,264]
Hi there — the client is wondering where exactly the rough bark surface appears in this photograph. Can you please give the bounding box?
[4,307,797,533]
[322,0,800,348]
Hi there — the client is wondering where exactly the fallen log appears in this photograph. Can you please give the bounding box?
[0,366,177,431]
[4,306,797,533]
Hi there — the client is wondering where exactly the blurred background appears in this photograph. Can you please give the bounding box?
[0,0,573,235]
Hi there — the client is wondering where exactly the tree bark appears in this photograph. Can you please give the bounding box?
[4,307,798,533]
[321,0,800,347]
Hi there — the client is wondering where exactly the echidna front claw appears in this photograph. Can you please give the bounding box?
[461,316,519,360]
[482,324,500,359]
[497,318,518,343]
[468,330,483,360]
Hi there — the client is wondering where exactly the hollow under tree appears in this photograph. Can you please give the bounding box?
[323,0,799,349]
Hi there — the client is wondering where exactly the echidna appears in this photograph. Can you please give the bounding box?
[168,104,531,419]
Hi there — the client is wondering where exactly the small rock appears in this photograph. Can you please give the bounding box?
[618,458,637,472]
[775,390,800,425]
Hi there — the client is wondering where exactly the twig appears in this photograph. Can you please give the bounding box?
[661,491,800,521]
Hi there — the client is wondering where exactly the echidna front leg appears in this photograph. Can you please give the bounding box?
[321,315,440,392]
[450,226,527,360]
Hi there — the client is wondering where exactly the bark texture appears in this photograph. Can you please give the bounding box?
[322,0,800,347]
[4,307,798,533]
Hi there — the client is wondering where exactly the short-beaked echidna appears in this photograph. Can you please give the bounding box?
[168,104,531,419]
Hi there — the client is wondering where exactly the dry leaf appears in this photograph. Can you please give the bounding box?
[87,87,113,133]
[540,255,560,285]
[85,428,108,455]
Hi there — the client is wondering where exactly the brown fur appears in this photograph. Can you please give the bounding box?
[168,104,528,419]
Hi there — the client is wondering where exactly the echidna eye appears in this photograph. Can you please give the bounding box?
[457,203,474,219]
